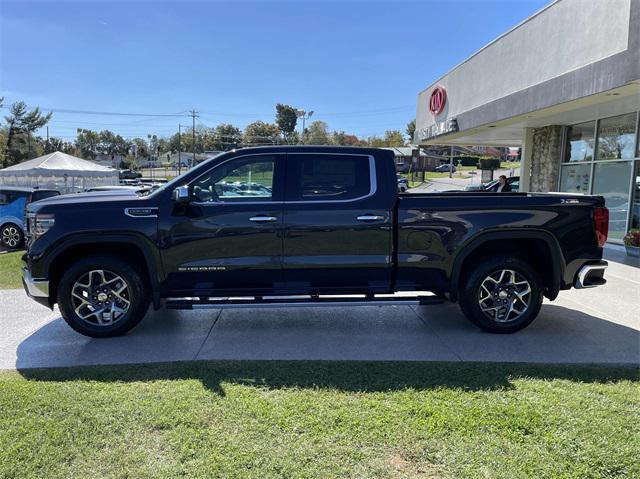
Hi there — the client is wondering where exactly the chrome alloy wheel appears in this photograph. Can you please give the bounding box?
[2,225,21,248]
[478,269,531,323]
[71,270,131,326]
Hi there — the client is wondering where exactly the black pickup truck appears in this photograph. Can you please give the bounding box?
[22,146,609,337]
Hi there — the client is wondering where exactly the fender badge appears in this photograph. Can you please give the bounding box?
[124,207,158,217]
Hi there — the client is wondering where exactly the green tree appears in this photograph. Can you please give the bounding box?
[42,137,76,155]
[130,137,149,162]
[3,101,52,167]
[147,134,159,159]
[170,127,205,154]
[305,120,329,145]
[99,130,130,157]
[207,123,242,150]
[75,129,100,160]
[330,131,362,146]
[157,137,169,155]
[384,130,405,147]
[367,135,386,147]
[406,118,416,143]
[275,104,298,144]
[165,132,181,153]
[243,121,280,145]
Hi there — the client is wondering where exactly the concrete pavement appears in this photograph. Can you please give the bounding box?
[1,249,638,369]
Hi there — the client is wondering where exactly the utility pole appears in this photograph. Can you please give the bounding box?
[449,145,454,179]
[191,109,198,167]
[177,124,182,176]
[46,126,50,153]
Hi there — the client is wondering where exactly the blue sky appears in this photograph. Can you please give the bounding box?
[1,0,548,141]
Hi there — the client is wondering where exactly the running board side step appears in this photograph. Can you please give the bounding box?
[165,294,444,310]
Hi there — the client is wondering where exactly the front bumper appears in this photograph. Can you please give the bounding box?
[574,260,608,289]
[21,267,52,308]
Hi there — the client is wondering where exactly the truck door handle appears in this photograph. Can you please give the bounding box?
[249,216,278,222]
[356,215,385,221]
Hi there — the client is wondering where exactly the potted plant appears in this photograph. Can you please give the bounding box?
[623,229,640,257]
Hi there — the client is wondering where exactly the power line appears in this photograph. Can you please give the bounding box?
[0,105,189,117]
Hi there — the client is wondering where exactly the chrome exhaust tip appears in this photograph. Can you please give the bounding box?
[575,261,608,289]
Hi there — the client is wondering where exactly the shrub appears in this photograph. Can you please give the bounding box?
[623,229,640,247]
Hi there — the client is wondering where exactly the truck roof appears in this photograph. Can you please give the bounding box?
[224,145,395,157]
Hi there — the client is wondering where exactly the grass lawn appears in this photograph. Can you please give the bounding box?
[501,161,522,170]
[1,361,638,478]
[0,251,23,289]
[424,171,472,180]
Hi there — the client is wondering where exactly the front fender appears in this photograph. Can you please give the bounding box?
[28,232,163,308]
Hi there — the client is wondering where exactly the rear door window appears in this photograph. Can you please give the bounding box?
[287,154,371,201]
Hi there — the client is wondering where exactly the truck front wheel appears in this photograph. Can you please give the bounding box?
[458,256,543,333]
[57,255,150,338]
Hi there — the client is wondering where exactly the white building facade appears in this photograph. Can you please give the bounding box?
[415,0,640,242]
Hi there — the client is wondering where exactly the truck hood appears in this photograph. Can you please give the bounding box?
[27,190,143,212]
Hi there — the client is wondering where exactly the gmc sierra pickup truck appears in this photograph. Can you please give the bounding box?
[22,146,609,338]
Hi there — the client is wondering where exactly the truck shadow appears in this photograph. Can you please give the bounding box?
[14,304,640,394]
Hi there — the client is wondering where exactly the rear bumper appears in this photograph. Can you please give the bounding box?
[574,261,608,289]
[21,267,52,308]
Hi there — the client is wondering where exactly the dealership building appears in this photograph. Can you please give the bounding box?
[415,0,640,242]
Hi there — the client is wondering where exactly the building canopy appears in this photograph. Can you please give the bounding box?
[0,151,119,193]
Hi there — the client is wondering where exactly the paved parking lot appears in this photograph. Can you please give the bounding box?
[1,249,638,370]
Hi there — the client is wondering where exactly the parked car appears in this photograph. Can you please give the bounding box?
[139,177,168,184]
[0,187,59,249]
[397,175,409,192]
[464,176,520,192]
[119,169,142,180]
[435,163,456,173]
[23,146,608,338]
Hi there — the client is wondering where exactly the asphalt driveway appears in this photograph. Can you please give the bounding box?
[1,249,638,369]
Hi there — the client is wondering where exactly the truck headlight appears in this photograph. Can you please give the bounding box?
[33,213,55,240]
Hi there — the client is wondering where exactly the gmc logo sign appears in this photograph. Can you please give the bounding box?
[429,86,447,116]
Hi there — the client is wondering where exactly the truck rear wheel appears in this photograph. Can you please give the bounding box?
[458,256,543,333]
[57,255,150,338]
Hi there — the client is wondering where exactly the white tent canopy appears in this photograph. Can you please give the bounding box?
[0,151,119,193]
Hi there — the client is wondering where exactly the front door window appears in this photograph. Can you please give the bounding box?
[191,156,275,203]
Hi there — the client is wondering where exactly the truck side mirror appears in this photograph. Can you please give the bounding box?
[172,185,190,203]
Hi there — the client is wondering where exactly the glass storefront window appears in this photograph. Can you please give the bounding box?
[592,161,633,241]
[565,121,595,162]
[595,113,637,160]
[559,163,591,194]
[631,161,640,230]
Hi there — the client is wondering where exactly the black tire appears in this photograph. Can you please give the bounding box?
[458,256,543,333]
[1,223,24,249]
[57,255,150,338]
